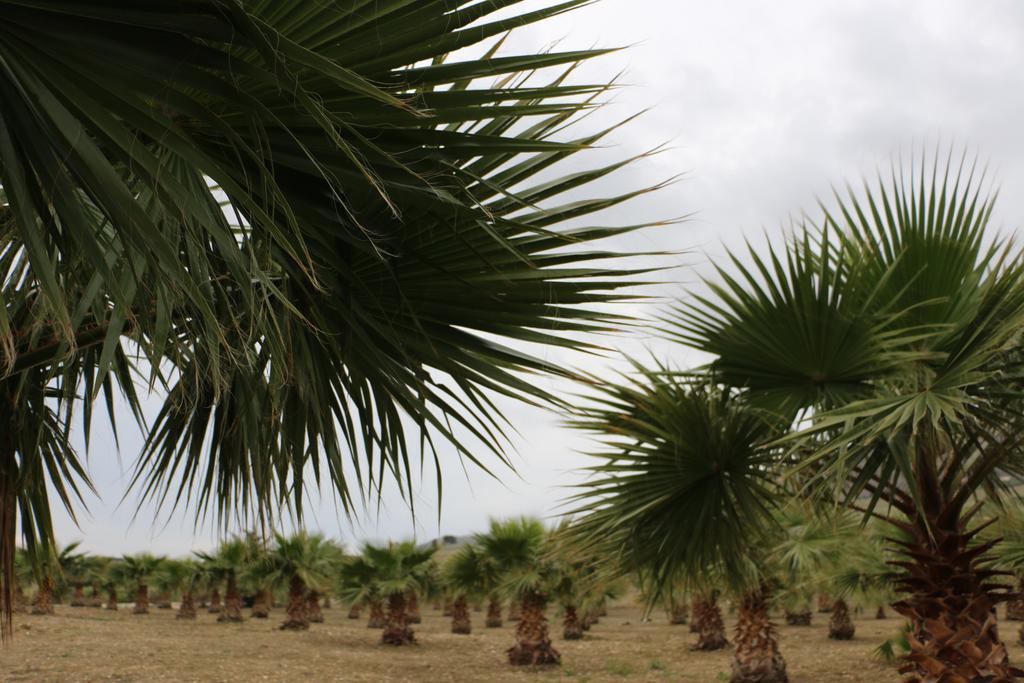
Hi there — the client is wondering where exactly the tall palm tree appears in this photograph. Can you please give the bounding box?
[574,152,1024,681]
[478,517,561,666]
[256,532,333,631]
[361,542,436,646]
[0,0,663,640]
[122,553,165,616]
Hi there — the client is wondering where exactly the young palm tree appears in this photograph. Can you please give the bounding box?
[196,537,253,624]
[30,542,84,616]
[478,518,561,666]
[444,545,490,635]
[122,554,165,616]
[99,560,126,611]
[156,559,200,620]
[256,532,333,631]
[337,555,384,629]
[361,542,437,645]
[0,0,663,641]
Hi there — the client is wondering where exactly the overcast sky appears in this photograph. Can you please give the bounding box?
[53,0,1024,556]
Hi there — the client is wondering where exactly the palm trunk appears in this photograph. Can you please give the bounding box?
[828,598,855,640]
[451,595,471,635]
[730,588,788,683]
[486,595,503,628]
[383,592,414,645]
[817,594,833,613]
[347,603,361,619]
[207,588,221,613]
[70,583,86,607]
[251,589,270,619]
[405,590,421,624]
[562,604,583,640]
[891,509,1022,682]
[692,594,729,651]
[218,575,243,623]
[784,609,811,626]
[88,584,102,608]
[367,598,385,629]
[306,591,324,624]
[177,590,197,620]
[31,577,55,615]
[155,590,173,609]
[280,576,308,631]
[668,601,688,625]
[508,599,521,621]
[442,594,453,617]
[133,583,149,615]
[105,588,118,611]
[507,590,560,666]
[875,605,887,620]
[1008,578,1024,621]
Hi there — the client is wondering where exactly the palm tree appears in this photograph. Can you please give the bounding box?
[156,559,200,620]
[361,542,436,646]
[30,542,84,616]
[0,0,662,641]
[122,554,165,615]
[444,545,490,635]
[256,532,333,631]
[99,560,126,611]
[574,152,1024,680]
[478,518,560,666]
[337,554,385,629]
[196,537,253,624]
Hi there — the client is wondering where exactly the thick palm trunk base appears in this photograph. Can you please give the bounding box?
[71,584,86,607]
[692,595,730,651]
[563,605,583,640]
[451,596,471,635]
[132,585,149,615]
[486,596,503,628]
[730,590,788,683]
[218,579,244,623]
[251,590,271,619]
[31,580,55,615]
[280,577,309,631]
[306,591,324,624]
[507,592,560,666]
[876,606,887,620]
[177,592,197,620]
[367,600,385,629]
[828,599,855,640]
[784,610,811,626]
[893,516,1022,682]
[105,589,118,611]
[207,589,221,613]
[155,591,172,609]
[669,603,689,625]
[383,593,414,645]
[347,603,361,619]
[87,586,102,608]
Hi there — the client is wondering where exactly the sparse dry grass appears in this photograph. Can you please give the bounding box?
[2,601,1017,682]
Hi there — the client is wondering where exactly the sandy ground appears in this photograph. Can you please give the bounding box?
[0,601,1017,682]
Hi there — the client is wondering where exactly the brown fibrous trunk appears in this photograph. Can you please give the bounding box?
[305,591,323,624]
[891,511,1022,683]
[31,578,55,615]
[405,590,421,624]
[507,591,560,666]
[730,589,788,683]
[562,604,583,640]
[177,591,197,620]
[207,588,221,613]
[692,594,729,651]
[218,577,243,623]
[70,583,86,607]
[486,596,503,628]
[508,599,521,621]
[828,598,855,640]
[668,602,688,625]
[382,592,414,645]
[279,576,308,631]
[451,595,471,635]
[105,588,118,611]
[367,598,385,629]
[251,589,270,619]
[132,583,149,615]
[347,603,361,619]
[876,605,887,620]
[817,594,833,613]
